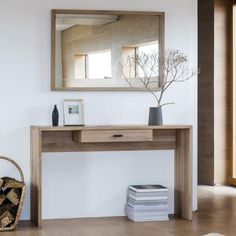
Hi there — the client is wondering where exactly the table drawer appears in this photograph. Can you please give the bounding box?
[79,129,153,143]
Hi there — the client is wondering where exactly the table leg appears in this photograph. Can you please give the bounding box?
[30,128,42,227]
[174,128,192,220]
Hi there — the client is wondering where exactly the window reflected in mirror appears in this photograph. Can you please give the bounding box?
[74,50,112,79]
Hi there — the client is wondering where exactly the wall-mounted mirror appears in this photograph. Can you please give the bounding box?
[51,10,164,91]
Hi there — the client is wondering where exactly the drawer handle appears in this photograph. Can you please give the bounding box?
[113,134,123,138]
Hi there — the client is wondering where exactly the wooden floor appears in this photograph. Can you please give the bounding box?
[2,186,236,236]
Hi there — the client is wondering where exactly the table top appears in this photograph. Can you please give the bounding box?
[31,124,192,131]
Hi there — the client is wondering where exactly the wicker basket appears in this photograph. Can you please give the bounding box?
[0,156,26,231]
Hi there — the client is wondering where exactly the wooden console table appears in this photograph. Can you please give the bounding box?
[30,125,192,227]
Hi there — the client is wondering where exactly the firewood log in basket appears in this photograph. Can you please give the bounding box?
[0,156,26,231]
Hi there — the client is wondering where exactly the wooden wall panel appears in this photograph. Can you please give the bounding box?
[198,0,215,185]
[198,0,231,185]
[214,0,231,185]
[230,1,236,184]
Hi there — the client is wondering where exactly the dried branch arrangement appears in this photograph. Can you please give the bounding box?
[122,49,198,107]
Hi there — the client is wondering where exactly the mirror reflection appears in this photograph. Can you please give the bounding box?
[52,11,164,90]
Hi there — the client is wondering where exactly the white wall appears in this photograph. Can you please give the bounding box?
[0,0,197,220]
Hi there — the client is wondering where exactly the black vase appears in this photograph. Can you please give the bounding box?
[148,107,163,126]
[52,105,59,126]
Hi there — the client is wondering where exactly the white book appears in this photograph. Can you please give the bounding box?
[127,199,168,205]
[128,194,168,201]
[126,205,168,216]
[129,185,168,193]
[128,211,169,217]
[128,189,168,197]
[127,203,168,211]
[126,212,169,222]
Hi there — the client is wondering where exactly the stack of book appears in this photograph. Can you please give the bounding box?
[125,185,169,222]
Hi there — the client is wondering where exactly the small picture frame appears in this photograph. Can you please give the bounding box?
[63,99,84,126]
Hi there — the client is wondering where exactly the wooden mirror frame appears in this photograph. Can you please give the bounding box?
[51,9,165,91]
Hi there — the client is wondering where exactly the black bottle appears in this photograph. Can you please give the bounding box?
[52,105,59,126]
